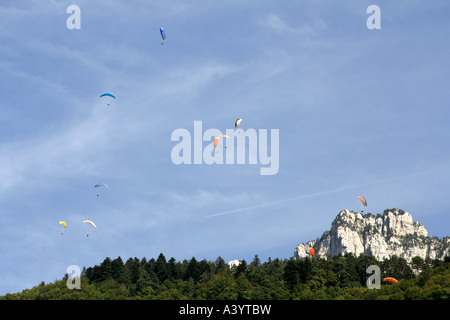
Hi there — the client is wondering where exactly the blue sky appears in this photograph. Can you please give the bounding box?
[0,0,449,295]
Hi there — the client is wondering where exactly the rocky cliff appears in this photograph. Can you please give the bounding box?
[294,209,449,262]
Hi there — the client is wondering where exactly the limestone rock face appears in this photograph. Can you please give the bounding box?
[294,209,449,262]
[227,259,241,268]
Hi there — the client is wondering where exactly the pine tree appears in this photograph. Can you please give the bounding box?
[235,260,248,278]
[154,253,168,282]
[251,254,261,268]
[167,257,181,280]
[283,259,300,290]
[136,267,151,293]
[184,257,202,283]
[214,256,228,274]
[111,256,124,282]
[98,257,113,281]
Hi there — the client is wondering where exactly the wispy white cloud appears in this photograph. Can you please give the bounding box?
[158,62,242,98]
[0,107,115,197]
[168,189,259,211]
[0,60,68,95]
[261,13,316,36]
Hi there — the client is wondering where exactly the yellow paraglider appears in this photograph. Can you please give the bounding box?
[59,221,67,235]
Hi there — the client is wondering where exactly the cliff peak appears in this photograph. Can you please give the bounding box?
[294,209,448,262]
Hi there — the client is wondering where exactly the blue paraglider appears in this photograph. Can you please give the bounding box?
[99,93,116,106]
[160,27,166,45]
[100,93,116,99]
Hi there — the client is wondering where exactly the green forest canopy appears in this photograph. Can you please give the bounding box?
[2,253,449,300]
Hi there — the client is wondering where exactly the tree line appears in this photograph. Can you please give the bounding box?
[2,253,448,300]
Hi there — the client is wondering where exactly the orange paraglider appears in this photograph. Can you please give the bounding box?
[357,196,367,207]
[308,248,316,258]
[383,277,398,284]
[213,134,229,150]
[357,196,367,212]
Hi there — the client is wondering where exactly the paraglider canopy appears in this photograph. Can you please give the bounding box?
[213,134,230,149]
[99,93,116,106]
[59,221,67,235]
[95,183,108,196]
[383,277,398,284]
[95,183,109,188]
[83,220,96,237]
[235,118,242,129]
[308,248,316,258]
[83,220,96,229]
[160,27,166,44]
[357,196,367,207]
[100,93,116,99]
[357,196,367,212]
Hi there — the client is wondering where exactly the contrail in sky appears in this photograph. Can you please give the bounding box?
[205,167,449,218]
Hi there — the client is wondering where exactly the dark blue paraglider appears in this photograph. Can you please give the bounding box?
[160,27,166,45]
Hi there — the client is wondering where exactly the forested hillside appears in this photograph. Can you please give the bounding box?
[2,253,449,300]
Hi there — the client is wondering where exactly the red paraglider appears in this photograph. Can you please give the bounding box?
[309,248,316,258]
